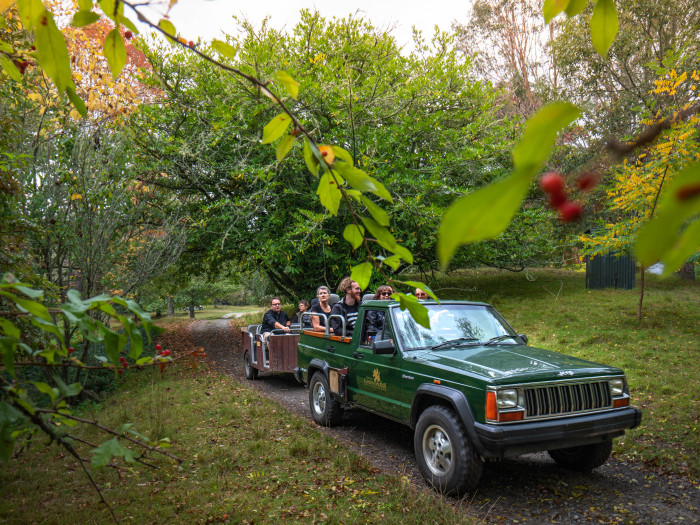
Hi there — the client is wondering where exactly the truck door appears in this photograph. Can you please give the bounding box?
[347,309,408,420]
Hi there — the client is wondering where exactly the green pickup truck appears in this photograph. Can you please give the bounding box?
[293,300,642,495]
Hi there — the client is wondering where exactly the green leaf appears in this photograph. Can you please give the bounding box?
[395,293,430,329]
[91,437,135,468]
[28,315,62,340]
[0,401,24,463]
[16,0,44,27]
[35,10,74,92]
[53,375,82,398]
[135,357,152,365]
[330,146,353,168]
[343,224,365,249]
[13,285,43,299]
[304,138,320,177]
[211,39,236,59]
[78,0,93,10]
[543,0,569,24]
[361,196,389,226]
[381,255,401,270]
[103,27,126,78]
[0,336,17,376]
[275,70,300,99]
[98,324,127,365]
[361,218,413,264]
[71,10,99,27]
[0,318,19,338]
[14,296,51,321]
[439,103,580,269]
[0,41,13,53]
[158,18,177,45]
[400,280,439,302]
[565,0,588,16]
[276,133,295,162]
[31,382,57,402]
[590,0,618,57]
[659,219,700,277]
[636,163,700,268]
[512,102,580,169]
[98,0,122,21]
[316,173,343,215]
[336,166,377,193]
[66,87,87,117]
[262,113,292,144]
[350,262,373,291]
[368,176,393,203]
[0,55,21,82]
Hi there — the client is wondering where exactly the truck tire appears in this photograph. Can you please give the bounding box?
[309,371,343,426]
[243,350,258,380]
[414,405,483,496]
[548,440,613,471]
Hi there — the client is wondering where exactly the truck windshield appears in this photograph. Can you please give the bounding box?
[392,304,519,351]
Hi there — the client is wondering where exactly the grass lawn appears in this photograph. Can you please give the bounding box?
[0,358,469,524]
[150,305,264,325]
[418,268,700,479]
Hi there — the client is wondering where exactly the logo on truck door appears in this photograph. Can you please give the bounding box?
[361,368,387,391]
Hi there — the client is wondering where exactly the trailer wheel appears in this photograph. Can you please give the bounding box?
[243,350,257,380]
[414,405,483,496]
[309,371,343,426]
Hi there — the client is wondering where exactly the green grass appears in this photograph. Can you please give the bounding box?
[417,268,700,478]
[0,361,470,524]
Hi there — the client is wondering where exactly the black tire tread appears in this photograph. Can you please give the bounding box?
[413,405,482,496]
[309,371,343,426]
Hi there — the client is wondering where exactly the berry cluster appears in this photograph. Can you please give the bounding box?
[155,344,171,357]
[539,171,598,222]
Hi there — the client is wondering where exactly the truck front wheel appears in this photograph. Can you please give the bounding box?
[243,350,257,380]
[309,371,343,426]
[414,406,483,496]
[548,440,613,471]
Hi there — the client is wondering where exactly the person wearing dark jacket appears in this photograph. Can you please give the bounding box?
[366,285,394,337]
[261,297,291,339]
[329,277,361,336]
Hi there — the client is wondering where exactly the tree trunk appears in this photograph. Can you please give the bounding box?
[679,262,695,281]
[637,266,645,323]
[167,295,174,317]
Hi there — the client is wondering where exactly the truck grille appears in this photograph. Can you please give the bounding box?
[524,381,612,418]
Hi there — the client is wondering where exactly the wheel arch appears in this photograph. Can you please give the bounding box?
[307,358,330,383]
[410,384,487,456]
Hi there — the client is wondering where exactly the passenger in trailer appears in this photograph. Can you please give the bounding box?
[260,297,291,340]
[330,277,361,337]
[309,286,333,333]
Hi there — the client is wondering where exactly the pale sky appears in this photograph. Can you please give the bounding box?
[133,0,474,51]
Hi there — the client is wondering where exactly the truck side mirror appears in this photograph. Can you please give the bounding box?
[519,334,528,345]
[372,339,395,355]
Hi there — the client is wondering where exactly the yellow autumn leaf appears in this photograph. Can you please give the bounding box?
[70,194,83,200]
[70,109,81,120]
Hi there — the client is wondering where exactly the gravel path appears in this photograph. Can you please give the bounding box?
[189,318,700,524]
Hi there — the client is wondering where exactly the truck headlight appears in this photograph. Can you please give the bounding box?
[496,389,519,409]
[609,378,625,396]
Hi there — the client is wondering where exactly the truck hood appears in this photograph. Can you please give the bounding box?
[413,344,622,383]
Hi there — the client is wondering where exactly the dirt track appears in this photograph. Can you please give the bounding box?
[187,318,699,524]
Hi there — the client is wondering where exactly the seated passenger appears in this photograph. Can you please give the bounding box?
[292,299,312,329]
[329,277,361,337]
[415,288,429,300]
[366,285,393,336]
[309,285,334,333]
[260,297,291,339]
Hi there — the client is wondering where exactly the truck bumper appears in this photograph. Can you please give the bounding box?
[473,407,642,458]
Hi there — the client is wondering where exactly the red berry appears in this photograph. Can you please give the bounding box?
[155,344,162,350]
[30,45,36,51]
[118,369,123,375]
[549,191,566,208]
[123,362,129,368]
[539,172,565,195]
[68,347,75,353]
[188,41,195,48]
[576,172,598,191]
[558,201,583,222]
[124,30,133,39]
[162,350,171,357]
